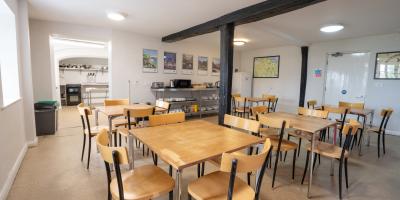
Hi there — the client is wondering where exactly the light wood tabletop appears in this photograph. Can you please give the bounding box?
[131,120,264,170]
[96,104,154,117]
[263,112,336,133]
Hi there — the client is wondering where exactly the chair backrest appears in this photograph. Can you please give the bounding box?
[231,93,241,98]
[77,103,93,134]
[307,100,317,109]
[149,112,185,126]
[339,101,365,109]
[77,103,92,116]
[262,95,278,112]
[379,108,394,131]
[224,114,260,134]
[322,105,347,115]
[96,129,129,200]
[257,114,290,129]
[156,100,171,111]
[341,120,361,154]
[104,99,129,106]
[220,138,272,200]
[250,106,268,118]
[297,107,329,119]
[123,107,155,118]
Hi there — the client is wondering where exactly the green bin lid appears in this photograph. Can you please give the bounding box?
[36,100,59,107]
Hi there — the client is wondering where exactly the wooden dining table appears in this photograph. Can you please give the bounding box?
[131,120,264,200]
[262,112,337,198]
[95,104,154,169]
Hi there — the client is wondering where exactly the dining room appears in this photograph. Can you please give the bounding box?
[1,0,400,200]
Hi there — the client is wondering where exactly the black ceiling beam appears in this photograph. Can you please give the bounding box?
[162,0,326,42]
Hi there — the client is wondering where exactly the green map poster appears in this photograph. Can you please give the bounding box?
[253,56,280,78]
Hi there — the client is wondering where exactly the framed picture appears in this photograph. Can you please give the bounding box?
[374,51,400,79]
[143,49,158,73]
[163,52,176,74]
[198,56,208,75]
[212,58,220,76]
[182,54,193,74]
[253,56,280,78]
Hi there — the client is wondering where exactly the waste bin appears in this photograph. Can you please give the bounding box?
[35,100,59,136]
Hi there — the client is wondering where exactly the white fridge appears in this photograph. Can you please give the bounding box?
[232,72,252,97]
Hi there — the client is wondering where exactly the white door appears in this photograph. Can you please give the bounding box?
[324,52,370,105]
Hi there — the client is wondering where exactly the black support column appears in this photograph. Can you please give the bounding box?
[299,46,309,107]
[218,23,235,125]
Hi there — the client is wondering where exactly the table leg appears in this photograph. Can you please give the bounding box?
[333,125,337,145]
[128,134,134,170]
[95,109,99,127]
[368,111,374,146]
[176,169,182,200]
[108,116,113,147]
[308,133,315,198]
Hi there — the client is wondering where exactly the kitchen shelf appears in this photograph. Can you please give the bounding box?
[60,68,108,72]
[151,87,218,92]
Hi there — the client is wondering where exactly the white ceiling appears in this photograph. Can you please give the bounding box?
[29,0,400,51]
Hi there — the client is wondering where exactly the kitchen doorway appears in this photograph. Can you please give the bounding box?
[49,37,111,108]
[323,52,370,105]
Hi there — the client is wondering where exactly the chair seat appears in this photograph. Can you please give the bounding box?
[259,127,279,138]
[110,165,175,200]
[235,107,249,113]
[306,141,349,159]
[117,127,131,137]
[84,125,109,136]
[262,137,298,152]
[155,107,168,114]
[113,117,136,127]
[188,171,255,200]
[367,126,381,134]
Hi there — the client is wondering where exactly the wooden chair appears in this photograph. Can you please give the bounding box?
[301,120,360,199]
[257,114,297,188]
[77,103,109,169]
[117,107,155,155]
[203,115,260,181]
[149,112,185,127]
[155,100,171,114]
[367,108,393,157]
[322,106,349,146]
[233,96,249,118]
[307,100,317,109]
[104,99,129,106]
[231,93,241,114]
[287,107,329,157]
[96,129,175,200]
[188,138,272,200]
[262,95,278,112]
[249,106,268,120]
[339,101,365,110]
[148,112,186,165]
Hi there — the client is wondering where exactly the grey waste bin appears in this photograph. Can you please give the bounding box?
[35,101,59,136]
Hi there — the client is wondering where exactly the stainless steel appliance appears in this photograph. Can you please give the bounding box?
[171,79,191,88]
[151,82,164,88]
[66,84,82,106]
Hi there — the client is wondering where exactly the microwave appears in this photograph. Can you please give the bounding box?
[172,79,191,88]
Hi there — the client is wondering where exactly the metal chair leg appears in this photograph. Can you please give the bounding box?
[292,149,297,180]
[301,151,310,184]
[298,138,302,157]
[272,152,279,188]
[339,159,343,199]
[81,134,86,161]
[378,134,381,158]
[169,191,173,200]
[201,162,205,176]
[344,158,349,188]
[87,135,91,169]
[383,133,386,154]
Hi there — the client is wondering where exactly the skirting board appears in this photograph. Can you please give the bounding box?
[386,130,400,136]
[0,144,28,200]
[27,137,38,147]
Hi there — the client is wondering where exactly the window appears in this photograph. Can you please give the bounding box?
[0,0,20,107]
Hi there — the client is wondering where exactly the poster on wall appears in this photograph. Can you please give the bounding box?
[374,51,400,79]
[197,56,208,75]
[212,58,220,76]
[313,68,322,78]
[182,54,193,74]
[143,49,158,73]
[253,56,280,78]
[163,52,176,74]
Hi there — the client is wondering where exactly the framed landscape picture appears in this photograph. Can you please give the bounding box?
[198,56,208,75]
[212,58,220,76]
[163,52,176,74]
[253,56,280,78]
[374,51,400,79]
[182,54,193,75]
[143,49,158,73]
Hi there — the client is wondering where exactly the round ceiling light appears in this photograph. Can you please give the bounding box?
[233,39,248,46]
[107,12,126,21]
[320,24,344,33]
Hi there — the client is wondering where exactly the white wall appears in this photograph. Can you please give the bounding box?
[239,33,400,134]
[0,0,34,199]
[306,33,400,134]
[29,20,220,104]
[240,46,302,112]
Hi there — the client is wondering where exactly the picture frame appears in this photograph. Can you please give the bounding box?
[182,54,193,75]
[197,56,208,75]
[253,56,280,78]
[163,51,176,74]
[374,51,400,79]
[143,49,158,73]
[212,58,220,76]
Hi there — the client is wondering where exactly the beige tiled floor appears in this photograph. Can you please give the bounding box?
[7,107,400,199]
